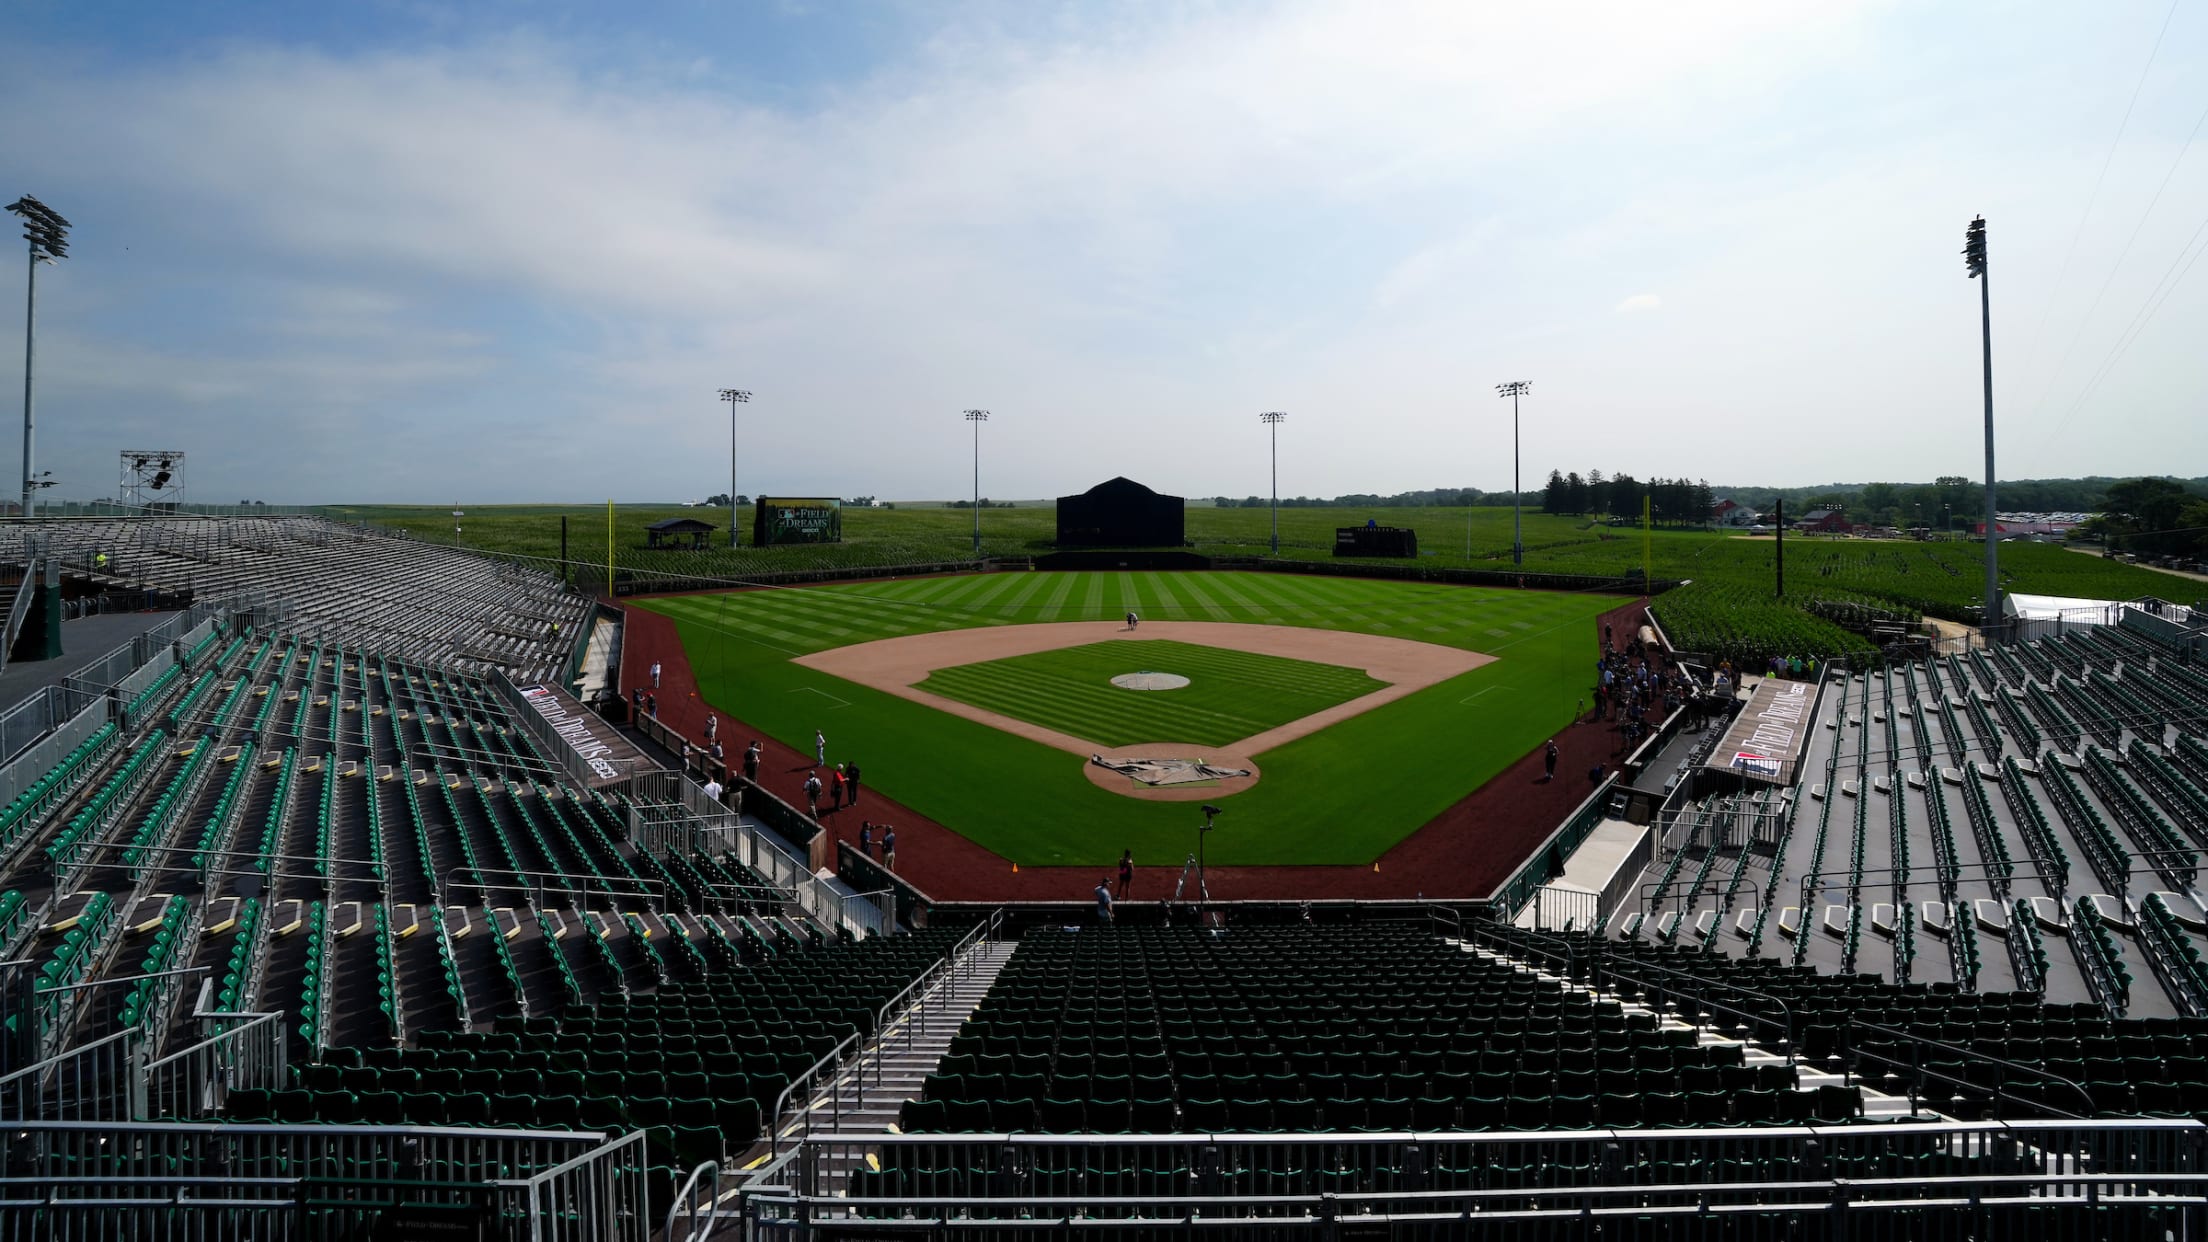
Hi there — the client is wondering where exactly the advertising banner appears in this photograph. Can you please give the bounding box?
[1706,678,1815,784]
[753,497,843,546]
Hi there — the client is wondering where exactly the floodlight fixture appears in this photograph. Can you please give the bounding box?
[8,195,71,517]
[1496,382,1532,565]
[963,410,991,556]
[719,388,752,547]
[1259,412,1286,553]
[1963,215,1998,638]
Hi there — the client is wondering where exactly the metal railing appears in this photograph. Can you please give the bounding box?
[0,1027,142,1120]
[145,999,287,1120]
[766,909,1006,1158]
[0,1118,636,1240]
[663,1160,726,1242]
[503,1126,651,1242]
[0,559,38,681]
[738,1119,2208,1234]
[1839,1016,2094,1121]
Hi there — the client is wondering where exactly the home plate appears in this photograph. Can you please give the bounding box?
[1083,744,1261,801]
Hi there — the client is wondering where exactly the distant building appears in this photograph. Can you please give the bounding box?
[1711,498,1755,527]
[1795,508,1852,534]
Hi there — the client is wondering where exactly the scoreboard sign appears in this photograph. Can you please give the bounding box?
[753,498,843,546]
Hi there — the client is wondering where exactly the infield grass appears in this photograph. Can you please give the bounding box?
[642,571,1620,868]
[917,639,1383,748]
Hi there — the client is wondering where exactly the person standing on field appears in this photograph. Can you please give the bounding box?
[744,741,762,782]
[1117,849,1134,898]
[651,661,662,688]
[1544,740,1559,782]
[804,770,823,819]
[1096,879,1115,924]
[815,729,827,766]
[845,761,861,806]
[883,826,897,871]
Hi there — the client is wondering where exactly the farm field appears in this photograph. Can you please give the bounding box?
[337,501,2201,666]
[917,639,1383,749]
[639,571,1618,867]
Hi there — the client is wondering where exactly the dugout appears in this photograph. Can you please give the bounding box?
[1055,476,1185,548]
[1335,525,1418,558]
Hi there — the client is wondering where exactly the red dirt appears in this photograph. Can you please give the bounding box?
[620,594,1662,904]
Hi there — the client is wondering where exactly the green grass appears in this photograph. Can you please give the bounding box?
[642,571,1619,867]
[916,639,1384,748]
[337,500,2205,663]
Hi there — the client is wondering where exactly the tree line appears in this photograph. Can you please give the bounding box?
[1540,472,1716,526]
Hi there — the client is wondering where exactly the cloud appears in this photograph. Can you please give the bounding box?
[0,2,2199,501]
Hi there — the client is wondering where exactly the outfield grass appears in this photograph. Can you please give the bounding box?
[642,571,1618,867]
[917,638,1384,749]
[343,500,2203,666]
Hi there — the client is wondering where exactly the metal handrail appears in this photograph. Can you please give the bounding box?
[767,1029,863,1158]
[1840,1016,2094,1120]
[662,1160,724,1242]
[1589,951,1799,1064]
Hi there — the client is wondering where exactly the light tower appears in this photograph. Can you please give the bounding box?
[963,410,990,556]
[7,195,71,519]
[1259,412,1286,553]
[718,388,750,547]
[1963,216,1999,640]
[1496,382,1532,565]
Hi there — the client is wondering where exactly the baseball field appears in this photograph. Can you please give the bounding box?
[639,570,1622,868]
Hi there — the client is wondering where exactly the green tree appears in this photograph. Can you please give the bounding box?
[2102,477,2196,555]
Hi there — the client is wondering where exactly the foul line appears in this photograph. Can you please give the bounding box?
[788,686,851,709]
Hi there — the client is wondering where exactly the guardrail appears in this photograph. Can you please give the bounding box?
[0,1118,635,1239]
[505,1126,650,1242]
[0,1027,142,1121]
[144,999,288,1120]
[0,559,36,681]
[738,1119,2208,1233]
[766,908,1005,1159]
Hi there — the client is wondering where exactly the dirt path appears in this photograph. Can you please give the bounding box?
[621,593,1656,904]
[795,620,1490,761]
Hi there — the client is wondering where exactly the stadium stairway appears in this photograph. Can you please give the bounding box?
[758,938,1018,1175]
[1451,926,1919,1123]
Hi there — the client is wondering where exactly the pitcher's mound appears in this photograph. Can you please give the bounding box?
[1110,671,1190,691]
[1083,744,1260,801]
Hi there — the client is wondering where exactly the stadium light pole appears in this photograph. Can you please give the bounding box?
[1496,382,1531,565]
[718,388,750,548]
[7,196,70,519]
[963,410,989,556]
[1259,412,1286,553]
[1964,215,2000,642]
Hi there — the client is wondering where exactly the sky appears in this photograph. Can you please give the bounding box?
[3,0,2207,505]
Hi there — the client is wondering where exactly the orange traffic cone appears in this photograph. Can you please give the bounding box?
[1011,863,1019,873]
[1372,862,1380,872]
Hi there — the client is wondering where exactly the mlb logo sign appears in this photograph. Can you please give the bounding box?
[1731,751,1782,779]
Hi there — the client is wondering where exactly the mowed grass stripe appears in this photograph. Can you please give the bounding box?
[1036,571,1080,621]
[916,638,1384,748]
[647,572,1624,865]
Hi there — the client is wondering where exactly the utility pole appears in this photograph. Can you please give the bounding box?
[718,389,750,547]
[1496,382,1531,565]
[963,410,990,557]
[7,196,70,519]
[1964,216,2000,641]
[1259,412,1286,553]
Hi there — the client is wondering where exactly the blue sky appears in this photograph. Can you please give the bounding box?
[4,1,2206,504]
